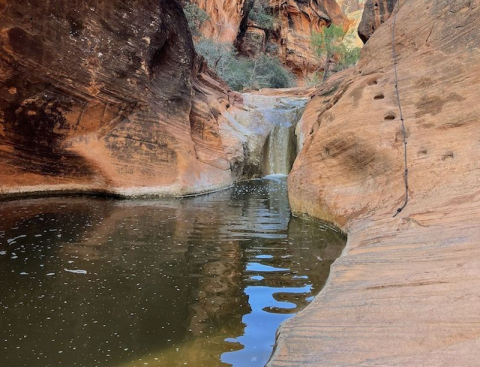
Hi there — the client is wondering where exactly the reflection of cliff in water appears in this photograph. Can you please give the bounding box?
[0,178,345,367]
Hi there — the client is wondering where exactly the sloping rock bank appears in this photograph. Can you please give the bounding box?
[0,0,266,197]
[270,0,480,365]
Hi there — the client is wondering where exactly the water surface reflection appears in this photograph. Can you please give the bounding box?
[0,177,345,367]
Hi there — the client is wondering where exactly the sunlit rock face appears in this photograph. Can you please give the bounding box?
[261,0,349,77]
[337,0,366,49]
[189,0,254,43]
[336,0,366,13]
[271,0,480,365]
[191,0,349,78]
[0,0,261,197]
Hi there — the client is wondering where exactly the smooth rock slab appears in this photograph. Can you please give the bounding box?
[270,0,480,365]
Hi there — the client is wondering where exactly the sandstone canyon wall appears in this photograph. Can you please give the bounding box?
[338,0,366,49]
[358,0,397,43]
[191,0,350,78]
[189,0,253,43]
[0,0,263,197]
[337,0,366,13]
[270,0,480,365]
[268,0,349,76]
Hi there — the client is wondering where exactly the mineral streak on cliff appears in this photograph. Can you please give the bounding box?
[270,0,480,365]
[0,0,263,197]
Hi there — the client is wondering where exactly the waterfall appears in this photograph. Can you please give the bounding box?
[265,124,295,175]
[260,98,307,176]
[229,93,308,178]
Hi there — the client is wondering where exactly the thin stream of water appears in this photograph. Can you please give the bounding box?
[0,177,345,367]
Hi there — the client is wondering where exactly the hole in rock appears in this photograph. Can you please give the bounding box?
[384,113,396,120]
[442,151,454,160]
[374,93,385,100]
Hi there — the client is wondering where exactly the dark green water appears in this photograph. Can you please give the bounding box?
[0,177,345,367]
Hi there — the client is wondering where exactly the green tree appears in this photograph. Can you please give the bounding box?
[311,24,346,81]
[183,2,210,37]
[334,45,361,72]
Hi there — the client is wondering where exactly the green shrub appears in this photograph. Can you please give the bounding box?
[248,3,275,30]
[311,24,362,82]
[195,39,248,91]
[195,39,294,91]
[183,2,210,37]
[250,55,294,89]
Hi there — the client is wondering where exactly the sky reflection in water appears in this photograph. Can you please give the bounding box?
[0,177,345,367]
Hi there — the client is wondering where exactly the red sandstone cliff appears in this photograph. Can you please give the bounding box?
[0,0,257,197]
[189,0,253,43]
[190,0,350,78]
[268,0,349,77]
[270,0,480,364]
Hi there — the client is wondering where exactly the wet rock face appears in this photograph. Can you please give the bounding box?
[0,0,248,196]
[358,0,397,43]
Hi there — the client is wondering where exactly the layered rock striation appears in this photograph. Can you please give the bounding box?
[0,0,262,197]
[270,0,480,365]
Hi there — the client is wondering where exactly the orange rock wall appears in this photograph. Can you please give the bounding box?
[270,0,480,365]
[189,0,253,43]
[0,0,252,197]
[267,0,349,76]
[190,0,349,78]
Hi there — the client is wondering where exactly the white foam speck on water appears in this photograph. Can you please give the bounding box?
[64,269,87,275]
[19,272,28,276]
[0,251,6,256]
[7,234,27,244]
